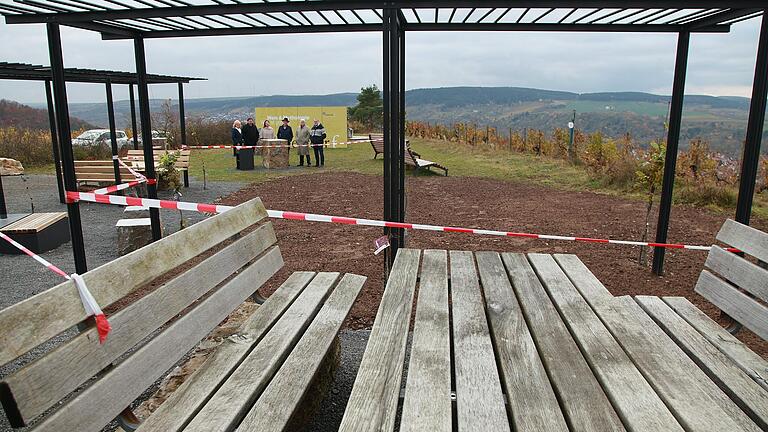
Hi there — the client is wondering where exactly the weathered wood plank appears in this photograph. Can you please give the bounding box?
[338,248,421,432]
[717,219,768,263]
[663,296,768,391]
[706,246,768,303]
[476,252,568,432]
[236,274,367,432]
[553,253,613,306]
[636,295,768,430]
[29,246,283,432]
[695,270,768,341]
[1,223,277,425]
[451,250,511,432]
[134,271,315,432]
[503,253,624,432]
[182,272,340,432]
[529,254,683,432]
[399,250,451,432]
[597,296,760,432]
[0,198,269,366]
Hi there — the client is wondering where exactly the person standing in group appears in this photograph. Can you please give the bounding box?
[242,117,259,148]
[231,120,243,156]
[260,119,275,139]
[295,118,311,167]
[310,118,326,167]
[277,117,293,152]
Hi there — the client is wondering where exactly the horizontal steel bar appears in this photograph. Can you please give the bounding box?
[404,22,730,33]
[100,22,381,39]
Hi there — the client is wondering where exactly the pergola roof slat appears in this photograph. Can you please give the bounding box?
[0,61,205,84]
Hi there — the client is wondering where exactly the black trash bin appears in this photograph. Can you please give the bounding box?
[236,148,255,170]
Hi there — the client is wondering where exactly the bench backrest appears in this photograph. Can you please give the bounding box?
[0,198,282,431]
[696,219,768,341]
[369,134,384,153]
[74,160,136,182]
[125,149,191,169]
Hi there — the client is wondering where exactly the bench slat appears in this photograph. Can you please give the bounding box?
[717,219,768,263]
[236,273,367,432]
[636,295,768,430]
[182,272,340,432]
[663,296,768,391]
[476,252,567,432]
[0,213,66,234]
[29,246,283,432]
[597,296,761,432]
[135,272,317,432]
[706,246,768,303]
[338,248,421,432]
[503,253,624,431]
[553,253,614,306]
[451,250,510,432]
[0,198,268,367]
[0,223,277,425]
[400,250,452,432]
[529,255,683,431]
[695,270,768,340]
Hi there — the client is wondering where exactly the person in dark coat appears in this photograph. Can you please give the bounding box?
[231,120,244,156]
[309,119,326,167]
[277,117,293,149]
[241,117,260,147]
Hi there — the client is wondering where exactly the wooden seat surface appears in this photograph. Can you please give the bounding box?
[0,212,66,234]
[341,248,767,431]
[125,149,191,171]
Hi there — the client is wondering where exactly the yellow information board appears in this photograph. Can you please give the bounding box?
[254,106,348,148]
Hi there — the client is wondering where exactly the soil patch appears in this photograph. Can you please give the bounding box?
[219,171,767,358]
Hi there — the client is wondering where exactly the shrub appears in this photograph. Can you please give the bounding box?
[157,151,182,192]
[677,182,738,208]
[0,127,54,167]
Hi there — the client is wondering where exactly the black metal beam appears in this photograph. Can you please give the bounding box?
[735,11,768,225]
[105,79,122,187]
[129,83,139,149]
[653,30,690,276]
[47,22,88,273]
[178,81,186,148]
[101,22,380,39]
[45,79,65,204]
[134,36,162,241]
[382,6,392,269]
[398,11,406,247]
[686,7,761,28]
[403,22,729,33]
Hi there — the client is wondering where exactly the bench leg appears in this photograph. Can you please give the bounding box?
[183,170,189,188]
[116,407,141,432]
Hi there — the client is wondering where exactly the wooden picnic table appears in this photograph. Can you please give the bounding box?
[340,248,768,432]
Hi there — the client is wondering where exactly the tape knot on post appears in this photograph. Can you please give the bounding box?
[71,273,111,344]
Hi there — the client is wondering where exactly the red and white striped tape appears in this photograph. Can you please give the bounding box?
[65,190,736,253]
[92,178,155,195]
[119,158,147,182]
[0,232,112,342]
[184,140,370,150]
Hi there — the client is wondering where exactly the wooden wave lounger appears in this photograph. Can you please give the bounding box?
[341,221,768,431]
[0,197,365,431]
[369,134,448,176]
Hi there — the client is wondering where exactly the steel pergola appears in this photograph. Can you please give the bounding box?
[0,1,766,277]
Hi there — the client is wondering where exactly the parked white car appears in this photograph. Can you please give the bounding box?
[136,130,168,148]
[72,129,129,147]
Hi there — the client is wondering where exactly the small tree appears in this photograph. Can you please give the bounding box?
[152,98,178,149]
[348,85,383,131]
[636,141,666,266]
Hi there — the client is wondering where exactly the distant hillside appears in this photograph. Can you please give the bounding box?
[0,99,94,131]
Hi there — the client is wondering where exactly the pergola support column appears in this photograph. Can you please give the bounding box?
[129,84,139,150]
[47,22,88,273]
[134,36,162,241]
[652,30,690,276]
[735,11,768,225]
[178,82,189,187]
[45,79,65,204]
[105,79,122,187]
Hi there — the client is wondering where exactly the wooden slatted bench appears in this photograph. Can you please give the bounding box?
[369,134,448,175]
[369,133,385,159]
[341,246,767,431]
[125,149,191,187]
[74,160,137,186]
[0,197,366,431]
[0,212,69,254]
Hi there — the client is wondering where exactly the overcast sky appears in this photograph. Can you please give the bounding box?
[0,16,763,104]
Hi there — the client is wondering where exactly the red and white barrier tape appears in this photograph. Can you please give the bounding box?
[0,232,112,342]
[65,190,736,253]
[92,178,155,195]
[184,140,370,150]
[119,158,147,181]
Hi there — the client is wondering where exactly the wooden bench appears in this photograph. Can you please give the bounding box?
[0,197,366,431]
[125,149,191,187]
[341,245,767,431]
[0,212,69,254]
[369,133,385,159]
[369,134,448,175]
[74,160,137,186]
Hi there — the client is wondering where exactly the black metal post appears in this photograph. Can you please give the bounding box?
[652,31,690,276]
[47,23,87,273]
[736,11,768,225]
[45,79,65,204]
[129,84,139,150]
[178,82,189,187]
[390,9,402,255]
[382,7,393,269]
[0,174,6,218]
[105,80,122,187]
[134,37,162,241]
[398,12,406,246]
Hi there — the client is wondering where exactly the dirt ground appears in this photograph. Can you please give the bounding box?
[219,171,768,359]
